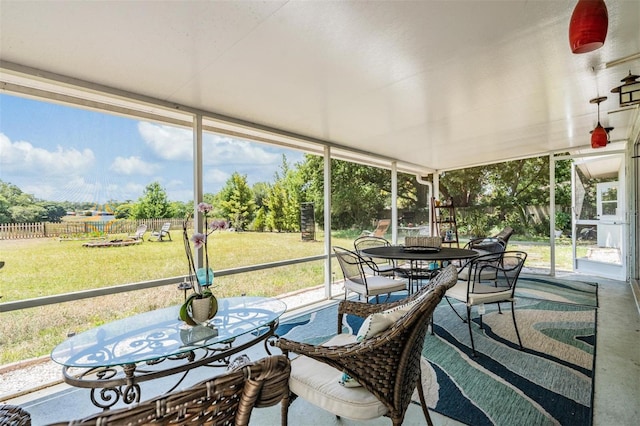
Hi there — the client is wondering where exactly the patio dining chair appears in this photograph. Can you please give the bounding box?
[354,235,398,277]
[464,226,514,255]
[49,355,291,426]
[333,246,407,303]
[445,251,527,356]
[274,264,458,426]
[458,226,514,283]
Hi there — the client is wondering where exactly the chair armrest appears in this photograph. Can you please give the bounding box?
[337,300,385,333]
[337,297,415,333]
[338,299,386,317]
[274,337,361,360]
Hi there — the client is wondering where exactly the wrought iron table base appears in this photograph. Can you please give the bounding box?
[61,321,278,410]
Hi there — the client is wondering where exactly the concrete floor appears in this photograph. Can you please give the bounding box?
[3,274,639,425]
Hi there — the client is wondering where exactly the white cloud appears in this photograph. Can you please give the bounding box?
[204,168,230,185]
[204,136,280,166]
[138,122,193,161]
[0,133,95,176]
[109,156,160,175]
[136,122,281,166]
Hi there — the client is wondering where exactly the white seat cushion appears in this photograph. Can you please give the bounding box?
[447,280,512,306]
[288,334,388,420]
[345,275,406,297]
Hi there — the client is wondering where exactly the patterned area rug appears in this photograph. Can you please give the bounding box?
[276,275,597,426]
[516,274,598,307]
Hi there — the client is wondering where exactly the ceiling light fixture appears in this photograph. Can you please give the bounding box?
[569,0,608,54]
[610,71,640,107]
[589,96,613,148]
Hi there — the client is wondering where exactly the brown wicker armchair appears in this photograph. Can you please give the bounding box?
[0,404,31,426]
[49,355,290,426]
[274,264,458,426]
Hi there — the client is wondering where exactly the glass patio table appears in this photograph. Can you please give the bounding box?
[51,296,286,409]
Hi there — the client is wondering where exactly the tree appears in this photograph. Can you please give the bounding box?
[0,180,44,223]
[301,155,391,230]
[439,168,488,208]
[114,203,134,219]
[218,173,255,230]
[265,155,308,232]
[486,157,549,234]
[133,182,171,219]
[266,181,287,232]
[39,202,66,222]
[9,205,47,223]
[169,201,190,219]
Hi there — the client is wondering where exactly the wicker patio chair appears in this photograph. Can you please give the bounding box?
[274,264,458,426]
[50,355,290,426]
[446,251,527,356]
[333,246,407,303]
[0,404,31,426]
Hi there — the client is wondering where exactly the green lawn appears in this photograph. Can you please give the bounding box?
[0,231,575,364]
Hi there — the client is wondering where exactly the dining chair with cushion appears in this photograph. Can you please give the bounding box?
[445,251,527,356]
[354,235,398,277]
[274,264,458,426]
[464,226,514,255]
[458,226,514,283]
[50,355,291,426]
[333,246,407,303]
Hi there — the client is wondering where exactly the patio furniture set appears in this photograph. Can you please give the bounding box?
[4,227,526,425]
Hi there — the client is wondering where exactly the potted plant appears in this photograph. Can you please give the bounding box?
[179,202,228,325]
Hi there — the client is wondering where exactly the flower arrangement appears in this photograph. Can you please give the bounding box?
[179,202,228,325]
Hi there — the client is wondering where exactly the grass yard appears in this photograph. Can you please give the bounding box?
[0,231,574,364]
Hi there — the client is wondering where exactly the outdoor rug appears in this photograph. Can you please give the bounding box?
[516,274,598,307]
[275,275,597,426]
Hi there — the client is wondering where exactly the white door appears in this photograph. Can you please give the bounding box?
[596,182,622,248]
[573,155,626,281]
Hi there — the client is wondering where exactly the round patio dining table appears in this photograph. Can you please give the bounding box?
[360,245,478,293]
[360,245,478,263]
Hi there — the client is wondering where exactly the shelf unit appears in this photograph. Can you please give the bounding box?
[430,197,459,248]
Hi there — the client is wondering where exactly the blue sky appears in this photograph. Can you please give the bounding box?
[0,94,305,205]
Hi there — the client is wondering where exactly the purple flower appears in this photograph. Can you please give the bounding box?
[209,219,228,231]
[191,232,206,249]
[197,202,213,214]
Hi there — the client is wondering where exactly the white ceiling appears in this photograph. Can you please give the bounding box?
[1,0,639,174]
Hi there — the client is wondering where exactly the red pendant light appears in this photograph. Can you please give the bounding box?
[569,0,608,54]
[591,123,608,148]
[589,96,611,149]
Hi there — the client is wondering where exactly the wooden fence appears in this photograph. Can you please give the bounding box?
[0,218,187,240]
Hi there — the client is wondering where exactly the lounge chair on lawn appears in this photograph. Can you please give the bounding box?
[127,224,147,241]
[360,219,391,238]
[149,222,171,242]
